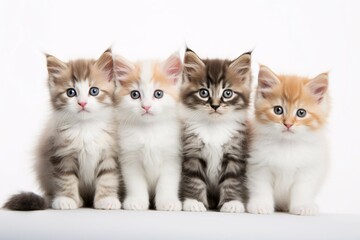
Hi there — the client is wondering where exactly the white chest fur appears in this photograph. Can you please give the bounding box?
[119,120,181,188]
[56,119,112,185]
[190,120,242,184]
[249,129,328,208]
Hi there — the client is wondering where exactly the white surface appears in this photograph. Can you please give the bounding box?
[1,0,360,215]
[1,209,359,239]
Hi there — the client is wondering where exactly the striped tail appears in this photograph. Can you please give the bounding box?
[3,192,47,211]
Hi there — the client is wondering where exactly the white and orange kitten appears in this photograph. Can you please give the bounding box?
[114,53,183,211]
[247,65,330,216]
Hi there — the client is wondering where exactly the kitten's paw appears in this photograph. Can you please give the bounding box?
[52,196,79,210]
[220,200,245,213]
[156,199,182,211]
[183,199,207,212]
[290,203,319,216]
[247,201,274,214]
[94,197,121,210]
[123,197,149,211]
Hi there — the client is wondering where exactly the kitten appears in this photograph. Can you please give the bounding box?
[4,49,121,210]
[114,53,183,211]
[247,65,330,216]
[180,48,251,213]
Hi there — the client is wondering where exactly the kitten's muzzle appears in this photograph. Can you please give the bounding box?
[210,104,220,111]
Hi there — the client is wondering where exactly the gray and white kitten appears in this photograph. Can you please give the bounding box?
[180,48,251,212]
[4,49,122,210]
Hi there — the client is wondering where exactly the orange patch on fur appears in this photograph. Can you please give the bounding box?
[118,64,141,97]
[152,62,179,101]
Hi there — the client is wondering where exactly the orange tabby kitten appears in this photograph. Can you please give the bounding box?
[247,65,330,215]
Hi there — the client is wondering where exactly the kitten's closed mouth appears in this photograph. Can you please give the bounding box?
[282,129,294,134]
[210,111,222,116]
[142,112,154,116]
[79,109,90,113]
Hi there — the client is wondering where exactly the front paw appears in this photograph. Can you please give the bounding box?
[123,197,149,210]
[290,203,319,216]
[52,196,79,210]
[94,197,121,210]
[156,199,182,211]
[220,200,245,213]
[183,199,207,212]
[247,201,274,214]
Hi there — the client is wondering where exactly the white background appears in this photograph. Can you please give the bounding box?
[0,0,359,214]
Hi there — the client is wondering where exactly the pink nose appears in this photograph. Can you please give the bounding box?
[284,123,293,129]
[142,106,151,111]
[78,101,87,108]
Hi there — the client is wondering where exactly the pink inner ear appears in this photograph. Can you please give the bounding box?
[312,85,327,103]
[259,80,273,89]
[114,57,134,83]
[102,61,113,82]
[166,58,181,75]
[314,86,326,95]
[165,56,182,84]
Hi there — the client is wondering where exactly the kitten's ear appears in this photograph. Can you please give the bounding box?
[183,49,205,77]
[113,55,135,84]
[95,48,113,82]
[162,52,183,85]
[306,72,328,103]
[229,52,252,77]
[257,65,280,98]
[228,52,251,87]
[46,54,67,81]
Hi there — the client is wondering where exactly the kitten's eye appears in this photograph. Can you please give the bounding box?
[89,87,99,96]
[130,90,141,99]
[199,88,209,98]
[273,106,284,115]
[222,89,233,99]
[296,109,307,118]
[154,90,164,99]
[66,88,77,97]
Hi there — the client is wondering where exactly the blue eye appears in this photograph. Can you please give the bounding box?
[222,89,233,99]
[296,108,307,118]
[154,90,163,99]
[130,90,140,99]
[89,87,99,96]
[273,106,283,115]
[199,88,209,98]
[66,88,77,97]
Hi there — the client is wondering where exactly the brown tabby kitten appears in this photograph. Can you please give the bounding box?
[180,48,251,212]
[4,49,122,210]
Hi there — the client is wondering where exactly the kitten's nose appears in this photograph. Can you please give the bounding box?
[142,106,151,111]
[78,101,87,108]
[211,104,220,111]
[284,123,293,129]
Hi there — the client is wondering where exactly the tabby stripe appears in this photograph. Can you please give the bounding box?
[182,168,207,182]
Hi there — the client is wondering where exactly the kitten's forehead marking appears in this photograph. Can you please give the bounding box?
[139,61,153,84]
[75,79,90,102]
[137,61,157,104]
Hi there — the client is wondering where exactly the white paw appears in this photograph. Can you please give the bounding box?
[290,203,319,216]
[156,199,182,211]
[52,196,79,210]
[247,201,274,214]
[220,200,245,213]
[183,199,207,212]
[123,197,149,210]
[94,197,121,210]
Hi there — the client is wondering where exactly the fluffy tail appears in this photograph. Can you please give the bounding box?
[3,192,47,211]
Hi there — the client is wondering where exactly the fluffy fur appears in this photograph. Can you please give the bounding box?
[4,50,121,210]
[115,53,183,211]
[247,65,330,216]
[180,48,252,212]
